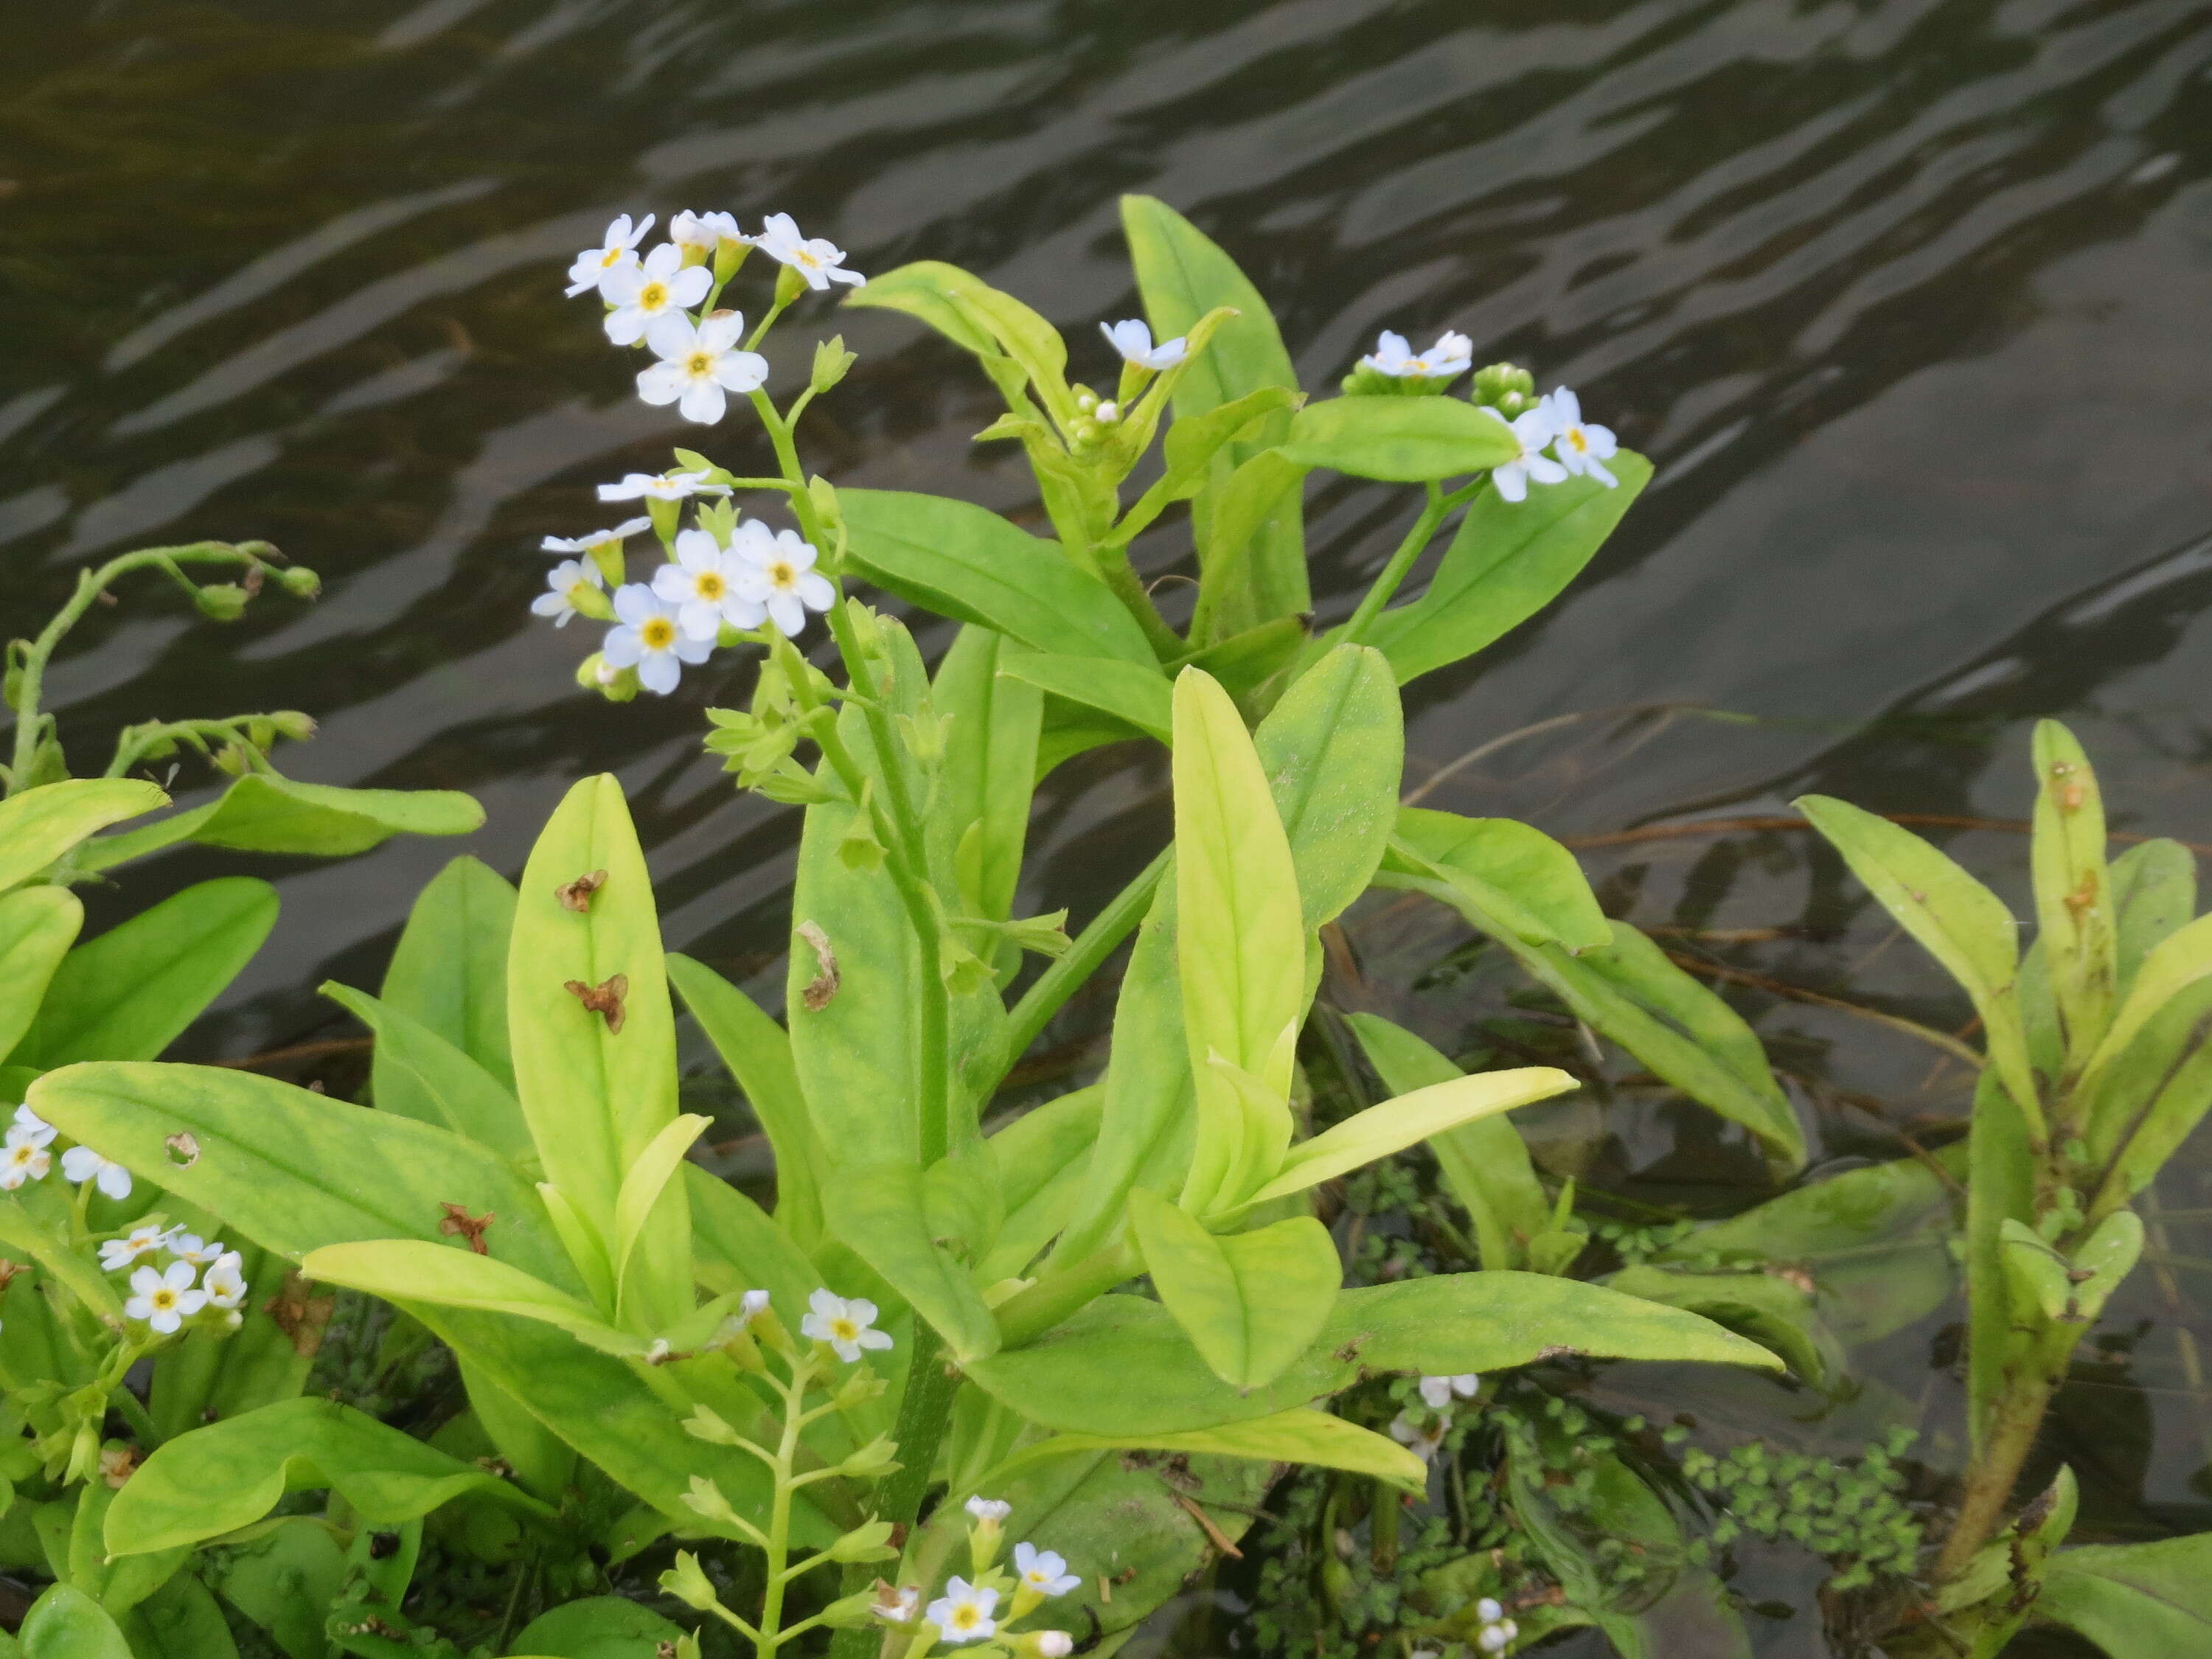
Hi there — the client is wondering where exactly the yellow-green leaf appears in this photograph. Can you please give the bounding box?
[0,778,166,892]
[301,1239,641,1354]
[1128,1191,1339,1389]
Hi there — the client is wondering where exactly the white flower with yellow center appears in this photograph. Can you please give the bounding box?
[99,1225,173,1273]
[636,312,770,425]
[1100,318,1186,371]
[1361,329,1474,380]
[1478,405,1566,504]
[0,1124,52,1191]
[925,1577,998,1645]
[566,212,654,299]
[125,1261,206,1335]
[169,1232,225,1267]
[603,243,712,347]
[801,1287,892,1362]
[598,470,731,504]
[1541,386,1619,488]
[1013,1542,1079,1597]
[602,584,711,696]
[964,1496,1010,1524]
[753,212,866,291]
[61,1145,132,1201]
[533,559,605,628]
[1417,1372,1480,1410]
[670,209,743,258]
[202,1251,248,1311]
[653,529,766,639]
[729,520,835,639]
[541,517,650,562]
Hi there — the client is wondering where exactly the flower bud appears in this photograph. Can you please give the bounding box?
[838,1436,901,1481]
[812,335,858,394]
[680,1475,742,1531]
[818,1587,887,1630]
[274,564,323,599]
[661,1550,720,1613]
[193,583,251,622]
[1093,401,1120,425]
[267,710,318,741]
[682,1406,741,1446]
[829,1517,900,1563]
[965,1495,1010,1573]
[714,234,752,285]
[774,260,808,309]
[1015,1633,1074,1659]
[1469,362,1537,417]
[577,653,639,703]
[835,1370,888,1408]
[211,742,252,776]
[1074,386,1099,414]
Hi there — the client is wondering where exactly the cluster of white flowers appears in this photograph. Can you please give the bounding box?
[1474,1596,1520,1653]
[1482,387,1618,502]
[1390,1371,1481,1463]
[2,1105,132,1200]
[97,1219,247,1334]
[1362,328,1474,381]
[874,1495,1079,1647]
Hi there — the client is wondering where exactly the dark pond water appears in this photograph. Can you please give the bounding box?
[7,1,2212,1652]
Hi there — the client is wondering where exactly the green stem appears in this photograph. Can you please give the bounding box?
[1935,1332,2073,1581]
[1337,483,1450,650]
[874,1321,959,1537]
[108,1382,161,1449]
[996,1239,1139,1346]
[995,849,1169,1079]
[755,1358,813,1656]
[1091,543,1186,662]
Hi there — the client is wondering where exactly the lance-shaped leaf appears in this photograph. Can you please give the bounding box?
[839,490,1158,666]
[1381,810,1610,950]
[302,1239,641,1353]
[985,1405,1421,1489]
[508,774,690,1326]
[80,774,481,870]
[105,1396,551,1556]
[381,854,515,1091]
[1122,194,1307,641]
[1172,667,1306,1211]
[667,952,826,1249]
[1110,385,1303,548]
[610,1113,710,1298]
[1361,458,1649,684]
[2037,1532,2212,1655]
[0,777,166,891]
[846,260,1077,428]
[1252,644,1400,930]
[2111,837,2195,996]
[1238,1066,1576,1209]
[1604,1265,1844,1389]
[971,1272,1779,1436]
[1178,613,1309,709]
[931,625,1044,930]
[980,1085,1102,1282]
[8,877,275,1068]
[321,981,532,1161]
[1966,1062,2037,1450]
[1350,1012,1549,1273]
[1129,1190,1340,1389]
[823,1161,1001,1363]
[998,653,1171,744]
[2030,720,2117,1055]
[1279,395,1519,482]
[2076,911,2212,1099]
[0,887,80,1060]
[1797,794,2040,1130]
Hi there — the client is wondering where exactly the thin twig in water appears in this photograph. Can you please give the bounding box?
[1563,813,2212,856]
[1401,702,1731,807]
[209,1037,371,1071]
[1659,951,1986,1070]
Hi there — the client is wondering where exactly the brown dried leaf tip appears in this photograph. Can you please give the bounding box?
[0,1258,24,1292]
[556,869,608,912]
[565,973,628,1034]
[264,1271,337,1358]
[439,1201,495,1254]
[164,1131,200,1168]
[797,919,840,1011]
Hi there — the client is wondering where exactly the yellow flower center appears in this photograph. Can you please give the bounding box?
[641,617,677,650]
[566,582,594,607]
[8,1147,33,1166]
[830,1317,859,1342]
[639,282,667,309]
[150,1289,178,1311]
[686,350,715,376]
[1565,428,1587,453]
[600,246,624,268]
[697,572,725,600]
[950,1607,981,1632]
[767,560,796,588]
[795,246,823,269]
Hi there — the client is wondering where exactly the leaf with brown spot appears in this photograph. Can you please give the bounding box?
[555,869,608,912]
[796,920,839,1011]
[164,1131,199,1168]
[438,1202,495,1254]
[564,973,628,1034]
[262,1270,336,1357]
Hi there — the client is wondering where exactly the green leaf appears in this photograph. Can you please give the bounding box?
[978,1088,1100,1282]
[0,778,167,892]
[611,1113,710,1293]
[1172,667,1307,1211]
[1966,1063,2037,1451]
[998,652,1171,744]
[1192,451,1309,648]
[1128,1191,1340,1388]
[509,1596,688,1659]
[17,1585,131,1659]
[507,775,690,1327]
[1121,195,1307,641]
[2038,1533,2212,1655]
[300,1239,639,1352]
[321,981,532,1162]
[822,1161,1001,1363]
[8,877,276,1068]
[1362,457,1649,683]
[1279,395,1519,482]
[1176,613,1309,712]
[997,1405,1421,1489]
[846,261,1075,428]
[1795,795,2039,1130]
[2110,838,2196,997]
[198,1516,345,1659]
[1348,1012,1548,1273]
[1242,1065,1576,1207]
[2030,720,2117,1056]
[1604,1265,1843,1388]
[1252,644,1401,929]
[381,855,516,1091]
[667,952,827,1249]
[0,887,80,1059]
[82,774,481,870]
[2089,976,2212,1206]
[839,490,1158,666]
[931,625,1043,929]
[973,1272,1779,1435]
[105,1397,549,1556]
[2079,911,2212,1096]
[1382,810,1610,950]
[120,1571,239,1659]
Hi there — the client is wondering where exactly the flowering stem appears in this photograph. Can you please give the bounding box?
[1335,483,1450,651]
[1090,543,1187,663]
[995,848,1169,1079]
[754,1354,817,1656]
[108,1382,161,1449]
[4,541,276,795]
